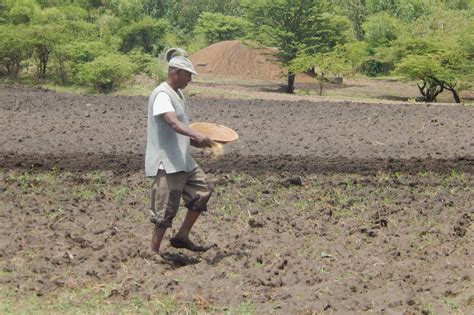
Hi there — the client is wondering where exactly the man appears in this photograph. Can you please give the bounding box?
[145,52,214,254]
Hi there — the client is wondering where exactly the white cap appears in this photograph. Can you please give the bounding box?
[168,56,198,76]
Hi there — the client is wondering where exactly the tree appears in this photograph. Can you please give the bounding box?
[389,11,473,103]
[152,0,244,34]
[395,55,445,102]
[0,25,33,79]
[395,0,432,22]
[141,0,166,19]
[365,0,399,14]
[365,0,431,20]
[411,7,472,37]
[336,0,367,40]
[395,51,471,103]
[372,36,438,70]
[103,0,146,22]
[243,0,350,93]
[194,12,251,45]
[28,24,64,80]
[289,50,350,95]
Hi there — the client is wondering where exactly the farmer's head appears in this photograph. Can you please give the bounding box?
[167,56,198,89]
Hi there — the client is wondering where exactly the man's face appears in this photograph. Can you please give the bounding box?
[176,69,192,89]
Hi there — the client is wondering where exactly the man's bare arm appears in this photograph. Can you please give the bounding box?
[162,112,214,147]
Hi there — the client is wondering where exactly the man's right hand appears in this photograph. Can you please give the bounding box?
[193,133,215,148]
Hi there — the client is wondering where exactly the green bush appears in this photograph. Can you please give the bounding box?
[120,17,169,54]
[149,59,169,83]
[361,58,392,76]
[5,0,40,24]
[411,8,472,37]
[76,53,135,93]
[57,4,89,21]
[361,11,402,76]
[337,41,368,73]
[126,49,159,76]
[126,50,168,83]
[66,41,111,64]
[194,12,252,44]
[362,12,401,50]
[366,0,431,22]
[34,7,65,24]
[33,4,88,24]
[53,41,113,84]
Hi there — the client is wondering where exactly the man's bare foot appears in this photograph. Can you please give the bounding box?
[141,248,160,259]
[150,244,160,253]
[169,236,213,252]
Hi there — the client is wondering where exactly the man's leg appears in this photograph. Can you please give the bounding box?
[150,226,167,253]
[174,209,201,240]
[170,167,213,252]
[170,209,211,252]
[149,170,184,253]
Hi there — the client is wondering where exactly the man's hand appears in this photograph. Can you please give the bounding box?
[162,112,216,148]
[192,133,215,148]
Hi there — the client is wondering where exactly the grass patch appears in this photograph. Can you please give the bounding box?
[0,287,258,315]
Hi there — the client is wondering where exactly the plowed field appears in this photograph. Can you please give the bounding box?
[1,84,473,314]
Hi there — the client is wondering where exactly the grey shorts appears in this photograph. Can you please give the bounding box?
[150,166,213,228]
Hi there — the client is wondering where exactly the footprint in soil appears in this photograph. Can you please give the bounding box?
[202,249,248,265]
[159,251,200,267]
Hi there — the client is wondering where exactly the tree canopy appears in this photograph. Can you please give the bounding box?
[0,0,472,99]
[243,0,351,93]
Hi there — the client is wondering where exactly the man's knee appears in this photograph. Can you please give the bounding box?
[151,189,181,227]
[185,184,212,212]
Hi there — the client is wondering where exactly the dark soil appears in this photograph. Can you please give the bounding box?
[1,84,473,314]
[1,84,473,174]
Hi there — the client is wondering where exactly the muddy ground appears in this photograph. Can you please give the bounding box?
[0,84,473,314]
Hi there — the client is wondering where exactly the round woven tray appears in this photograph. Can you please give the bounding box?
[190,122,238,143]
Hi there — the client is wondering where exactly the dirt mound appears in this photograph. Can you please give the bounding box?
[190,40,314,83]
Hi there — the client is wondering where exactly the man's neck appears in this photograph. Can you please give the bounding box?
[166,79,179,92]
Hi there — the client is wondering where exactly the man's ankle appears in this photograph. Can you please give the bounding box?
[151,227,167,252]
[173,232,189,240]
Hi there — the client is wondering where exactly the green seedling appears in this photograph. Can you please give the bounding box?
[158,296,177,314]
[443,297,458,310]
[235,301,256,315]
[111,186,130,203]
[74,186,96,200]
